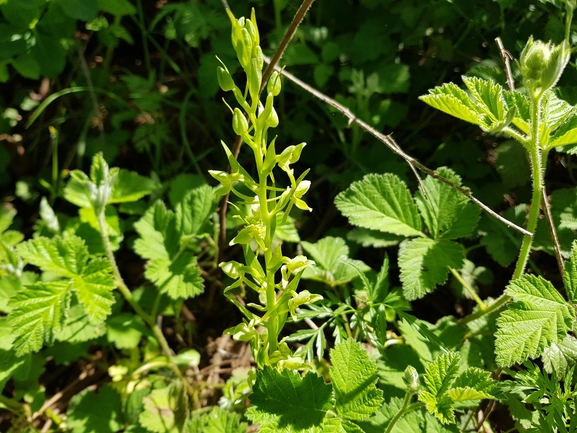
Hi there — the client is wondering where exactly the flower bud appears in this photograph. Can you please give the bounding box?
[519,36,570,100]
[217,66,235,92]
[404,366,420,393]
[232,108,249,136]
[267,71,282,96]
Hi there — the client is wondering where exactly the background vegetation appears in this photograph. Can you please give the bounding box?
[1,0,577,431]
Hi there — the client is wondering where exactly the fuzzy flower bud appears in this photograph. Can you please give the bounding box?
[519,36,570,100]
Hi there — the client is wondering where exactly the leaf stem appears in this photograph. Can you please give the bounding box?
[96,210,194,397]
[449,267,486,310]
[384,395,425,433]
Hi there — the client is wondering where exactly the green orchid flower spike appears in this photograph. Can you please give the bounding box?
[211,9,320,368]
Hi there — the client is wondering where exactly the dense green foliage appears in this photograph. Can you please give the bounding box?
[2,0,577,432]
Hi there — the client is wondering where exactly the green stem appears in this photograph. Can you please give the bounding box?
[566,2,574,43]
[384,394,425,433]
[97,211,197,397]
[449,267,486,310]
[460,95,545,326]
[0,395,25,414]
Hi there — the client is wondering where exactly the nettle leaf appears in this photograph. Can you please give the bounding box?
[335,173,422,237]
[399,238,464,300]
[542,334,577,378]
[247,366,332,431]
[419,352,460,424]
[189,407,247,433]
[302,237,370,286]
[543,91,574,132]
[564,241,577,304]
[134,201,178,259]
[321,417,364,433]
[330,339,383,421]
[415,167,480,240]
[447,368,499,402]
[17,235,88,278]
[8,281,70,355]
[109,169,156,204]
[495,275,574,367]
[347,228,402,248]
[55,302,106,344]
[419,82,481,125]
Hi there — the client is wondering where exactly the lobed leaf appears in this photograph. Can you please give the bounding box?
[176,184,215,237]
[109,169,156,204]
[495,275,573,366]
[134,201,179,260]
[542,334,577,378]
[329,339,384,421]
[145,254,204,299]
[335,173,422,237]
[419,82,481,125]
[66,386,124,433]
[8,281,70,355]
[73,258,115,324]
[17,235,88,278]
[399,238,464,300]
[415,167,479,240]
[247,366,332,431]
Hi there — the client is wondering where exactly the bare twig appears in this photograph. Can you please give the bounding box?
[267,58,533,237]
[542,188,565,276]
[495,37,514,91]
[217,0,316,264]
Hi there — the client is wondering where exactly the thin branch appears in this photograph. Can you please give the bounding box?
[268,59,533,237]
[217,0,316,263]
[542,188,565,276]
[495,37,514,91]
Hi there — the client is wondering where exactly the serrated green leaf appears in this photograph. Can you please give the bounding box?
[247,366,332,431]
[302,237,370,286]
[134,201,178,260]
[543,92,574,131]
[321,417,364,433]
[542,334,577,378]
[565,241,577,304]
[495,275,573,366]
[330,339,383,421]
[176,185,215,237]
[55,302,106,343]
[63,171,95,209]
[335,173,422,237]
[145,253,204,299]
[399,238,464,300]
[503,90,530,134]
[109,169,156,204]
[462,76,509,131]
[552,115,577,151]
[448,367,498,401]
[419,82,481,125]
[67,386,124,433]
[419,352,460,424]
[415,167,479,239]
[8,281,70,355]
[190,407,247,433]
[17,235,88,278]
[73,258,115,323]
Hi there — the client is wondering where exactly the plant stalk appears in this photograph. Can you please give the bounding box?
[384,395,425,433]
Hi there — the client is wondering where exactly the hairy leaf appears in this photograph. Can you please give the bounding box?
[415,167,480,239]
[493,140,531,188]
[8,281,70,355]
[247,367,332,431]
[17,235,88,278]
[399,238,464,300]
[145,254,204,299]
[542,334,577,378]
[109,169,156,204]
[335,173,422,237]
[176,185,215,237]
[73,258,115,324]
[495,275,573,366]
[419,352,460,424]
[330,339,383,421]
[419,82,481,125]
